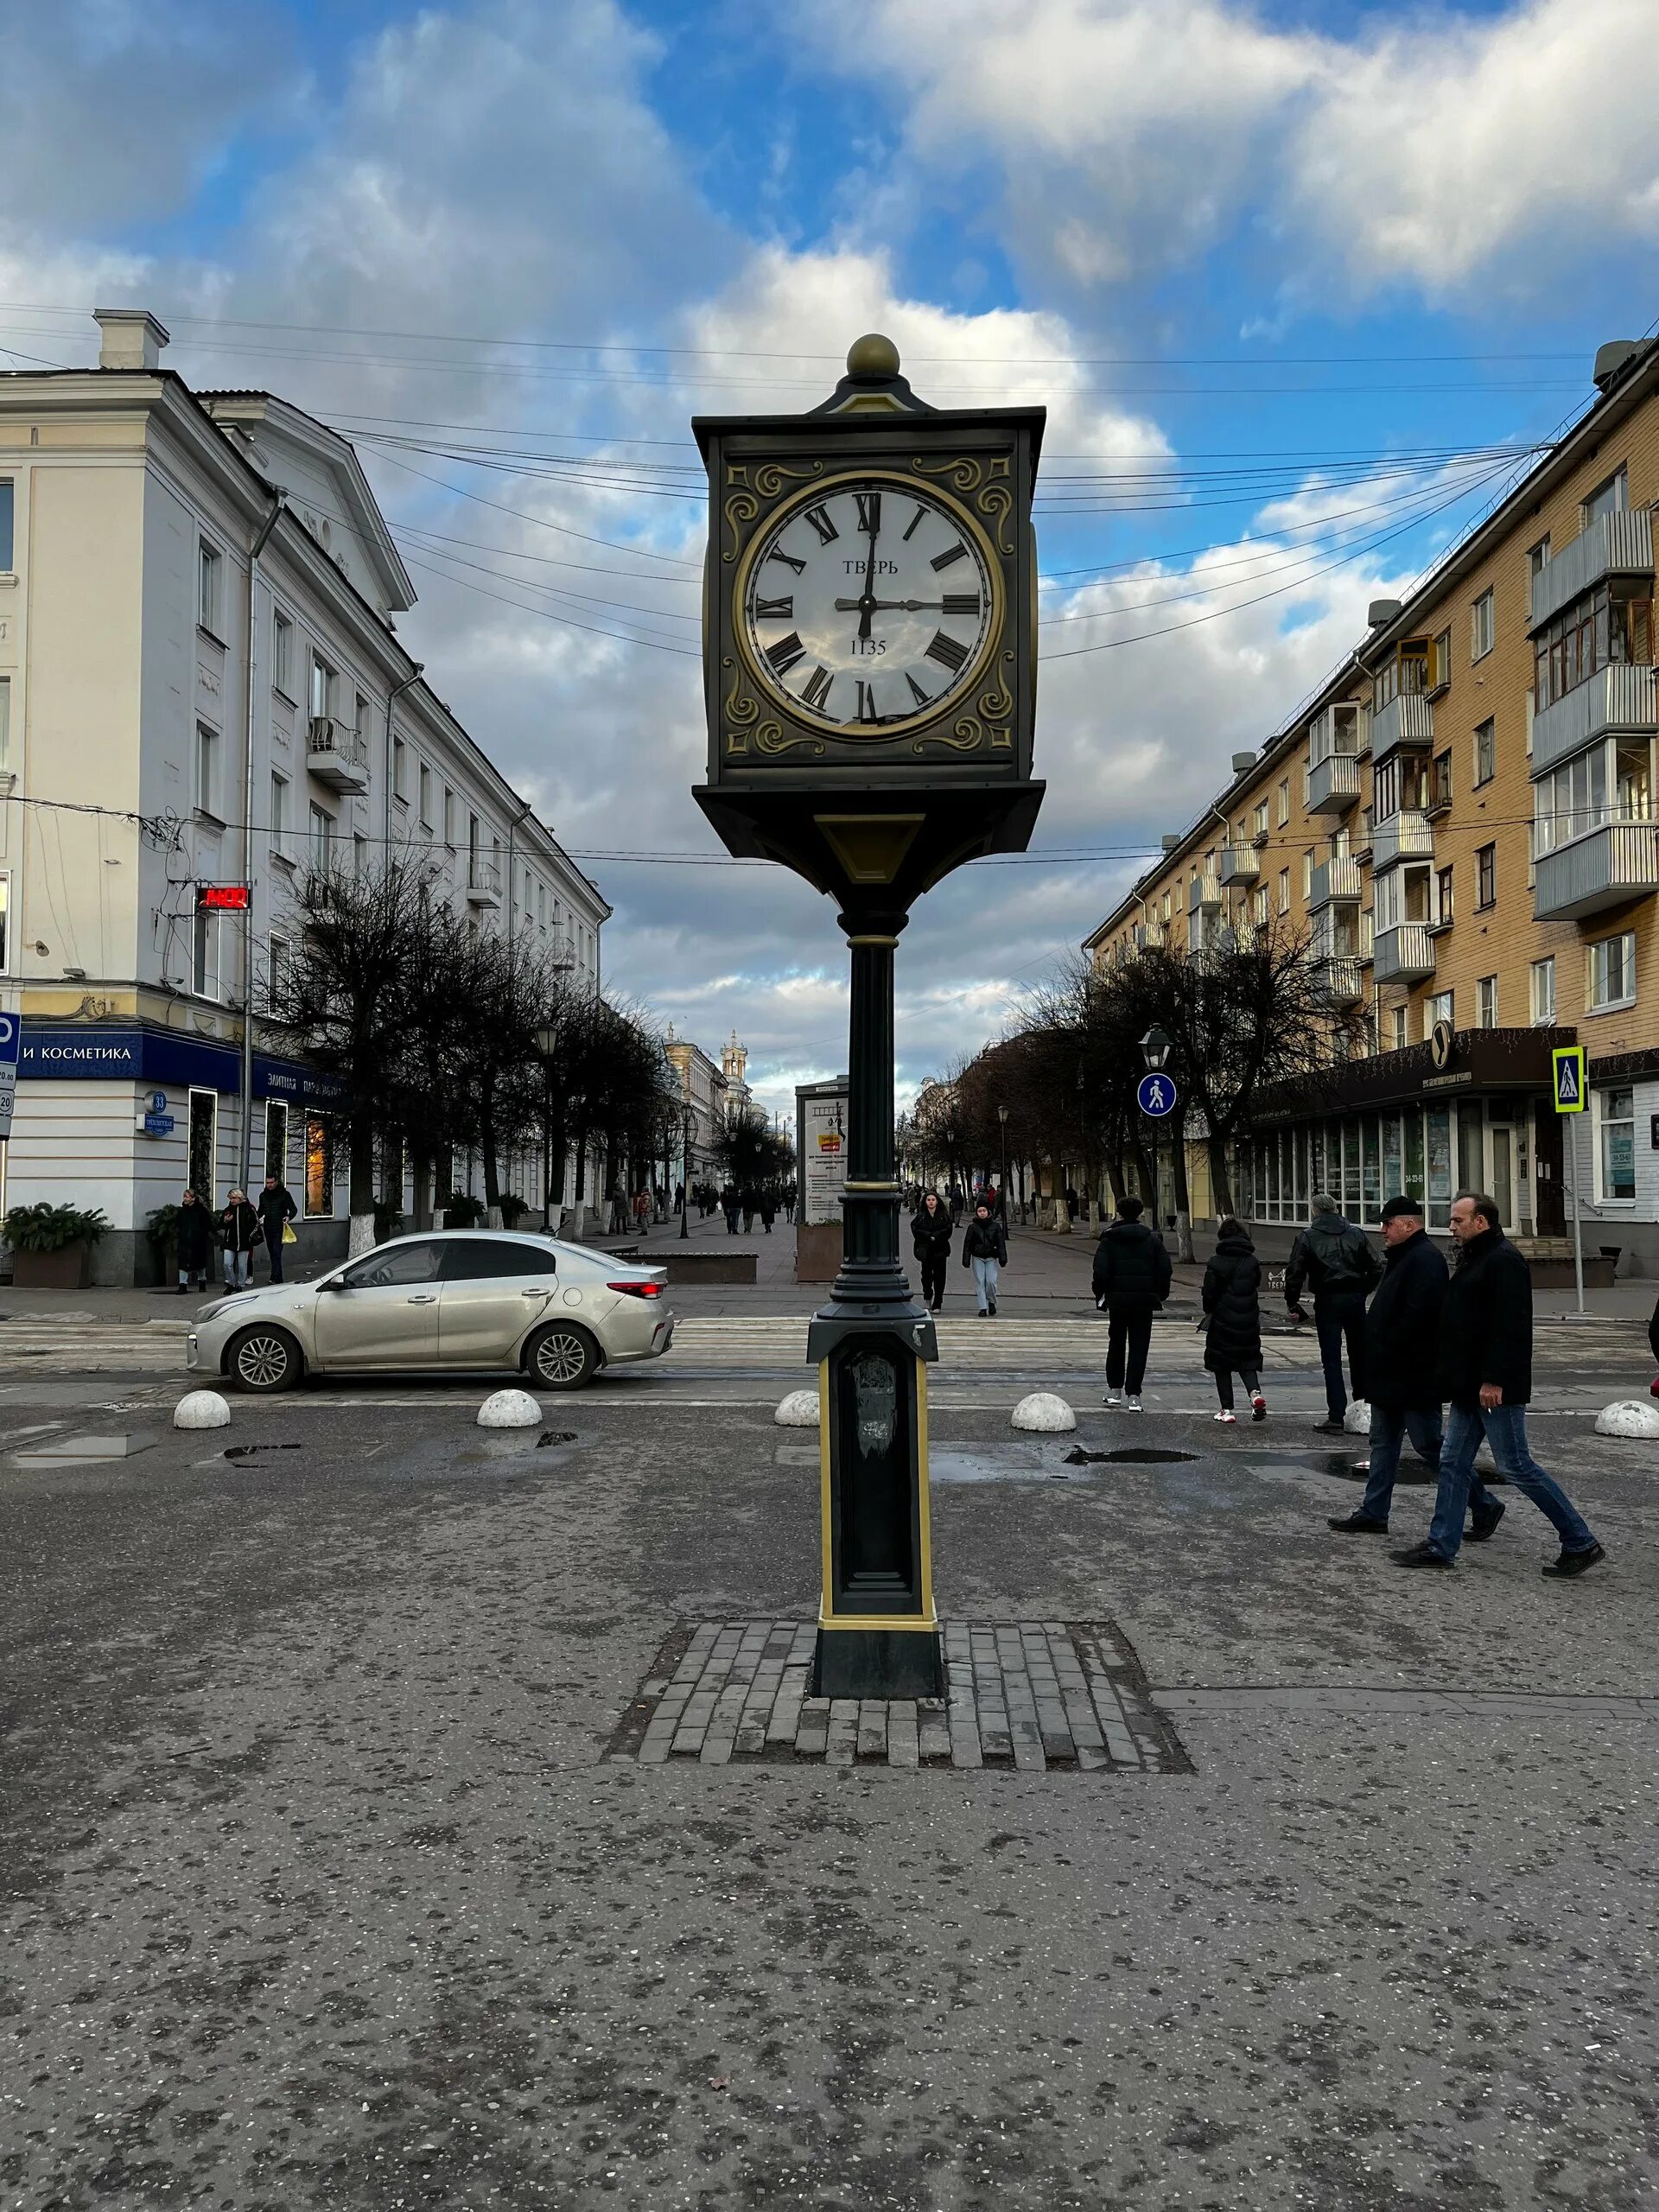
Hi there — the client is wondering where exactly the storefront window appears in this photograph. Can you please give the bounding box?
[1459,1101,1484,1196]
[1427,1109,1452,1229]
[1382,1115,1402,1202]
[1598,1088,1636,1201]
[305,1114,334,1217]
[188,1090,217,1209]
[264,1100,289,1183]
[1361,1114,1381,1224]
[1404,1110,1425,1201]
[1341,1122,1361,1217]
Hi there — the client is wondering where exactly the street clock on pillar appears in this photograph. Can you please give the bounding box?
[694,335,1046,1700]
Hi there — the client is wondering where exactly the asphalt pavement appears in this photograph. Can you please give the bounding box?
[3,1275,1659,2209]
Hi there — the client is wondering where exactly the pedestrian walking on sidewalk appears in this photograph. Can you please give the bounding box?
[256,1173,297,1283]
[175,1187,212,1294]
[217,1188,260,1291]
[1286,1192,1381,1431]
[1092,1193,1171,1411]
[1202,1217,1266,1422]
[962,1200,1007,1316]
[912,1190,953,1313]
[1394,1192,1605,1575]
[1329,1194,1501,1540]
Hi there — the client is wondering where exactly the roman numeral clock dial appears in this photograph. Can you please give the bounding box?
[742,480,996,736]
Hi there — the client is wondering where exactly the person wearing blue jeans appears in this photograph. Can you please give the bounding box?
[1395,1191,1605,1576]
[961,1200,1007,1318]
[1331,1193,1501,1541]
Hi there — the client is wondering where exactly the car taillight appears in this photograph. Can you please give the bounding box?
[607,1279,664,1298]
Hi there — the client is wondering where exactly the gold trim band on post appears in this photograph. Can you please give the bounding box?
[845,934,899,947]
[817,1613,940,1634]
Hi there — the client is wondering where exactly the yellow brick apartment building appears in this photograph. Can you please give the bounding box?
[1086,334,1659,1271]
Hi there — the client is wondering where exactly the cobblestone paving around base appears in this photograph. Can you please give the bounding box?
[608,1617,1192,1774]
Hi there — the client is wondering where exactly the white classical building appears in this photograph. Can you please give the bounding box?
[0,308,610,1281]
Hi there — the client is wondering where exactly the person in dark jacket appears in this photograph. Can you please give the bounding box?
[961,1201,1007,1316]
[912,1191,953,1313]
[1394,1192,1605,1574]
[1202,1218,1265,1421]
[1092,1194,1172,1410]
[174,1187,213,1294]
[1286,1192,1382,1431]
[217,1188,261,1290]
[256,1173,298,1283]
[1330,1194,1502,1539]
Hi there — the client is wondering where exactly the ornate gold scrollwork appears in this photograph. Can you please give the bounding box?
[976,482,1014,555]
[722,489,759,563]
[753,461,823,500]
[912,719,985,755]
[755,721,824,757]
[912,454,983,496]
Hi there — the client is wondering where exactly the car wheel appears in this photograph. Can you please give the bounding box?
[526,1320,598,1391]
[226,1325,302,1394]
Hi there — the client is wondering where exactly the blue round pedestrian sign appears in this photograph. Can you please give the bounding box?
[1136,1072,1178,1118]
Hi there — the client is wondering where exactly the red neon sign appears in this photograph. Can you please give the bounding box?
[196,884,251,912]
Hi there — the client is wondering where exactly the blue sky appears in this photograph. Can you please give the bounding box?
[3,0,1656,1109]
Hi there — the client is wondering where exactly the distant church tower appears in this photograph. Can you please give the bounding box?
[722,1030,748,1090]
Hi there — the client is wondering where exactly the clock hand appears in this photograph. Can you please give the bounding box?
[833,597,957,613]
[857,506,882,642]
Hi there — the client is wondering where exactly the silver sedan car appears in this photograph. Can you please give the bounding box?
[187,1229,674,1393]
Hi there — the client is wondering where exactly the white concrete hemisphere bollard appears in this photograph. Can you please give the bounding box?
[1594,1399,1659,1440]
[1012,1391,1077,1433]
[774,1389,820,1428]
[478,1388,543,1429]
[1343,1398,1372,1435]
[174,1389,231,1430]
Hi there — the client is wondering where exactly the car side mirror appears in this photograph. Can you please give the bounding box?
[322,1276,348,1292]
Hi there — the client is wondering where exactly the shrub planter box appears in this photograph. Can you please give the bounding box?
[663,1251,757,1286]
[12,1243,95,1290]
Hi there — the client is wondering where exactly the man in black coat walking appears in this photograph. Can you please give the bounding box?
[256,1173,298,1283]
[911,1192,953,1313]
[1394,1192,1605,1574]
[1286,1192,1382,1431]
[1092,1194,1172,1410]
[1330,1194,1502,1539]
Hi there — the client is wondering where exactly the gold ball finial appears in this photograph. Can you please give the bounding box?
[846,332,900,378]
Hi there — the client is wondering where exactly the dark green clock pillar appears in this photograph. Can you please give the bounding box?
[694,335,1046,1699]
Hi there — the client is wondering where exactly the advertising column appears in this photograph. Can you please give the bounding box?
[795,1079,849,1283]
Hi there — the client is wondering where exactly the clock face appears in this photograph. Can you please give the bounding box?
[741,478,997,734]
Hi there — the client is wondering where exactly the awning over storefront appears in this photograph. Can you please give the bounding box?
[1256,1027,1575,1122]
[16,1021,347,1108]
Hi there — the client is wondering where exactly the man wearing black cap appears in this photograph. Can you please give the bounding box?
[1329,1194,1503,1542]
[1286,1191,1382,1432]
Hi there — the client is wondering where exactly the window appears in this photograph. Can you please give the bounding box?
[0,675,10,772]
[1374,640,1432,710]
[1301,849,1314,899]
[1428,749,1452,810]
[1252,798,1269,840]
[0,478,12,570]
[1472,719,1495,786]
[355,691,371,747]
[417,762,433,829]
[0,873,10,973]
[309,803,334,871]
[1583,467,1627,526]
[1597,1086,1636,1200]
[1276,779,1290,827]
[1475,842,1496,909]
[342,1240,445,1288]
[1588,931,1637,1011]
[267,931,290,1014]
[198,539,223,636]
[304,1115,334,1217]
[194,721,219,817]
[443,787,459,848]
[1373,753,1429,822]
[264,1100,289,1183]
[1470,589,1494,663]
[1435,863,1454,925]
[1532,577,1653,710]
[1277,868,1290,914]
[392,732,408,803]
[1477,975,1498,1029]
[1534,744,1609,857]
[1431,628,1452,693]
[1390,1006,1408,1052]
[354,833,370,876]
[1160,891,1171,923]
[309,656,335,721]
[272,610,295,699]
[1252,885,1269,926]
[192,908,219,999]
[269,771,289,858]
[441,1238,556,1281]
[1529,534,1551,579]
[1427,989,1453,1034]
[1530,957,1556,1025]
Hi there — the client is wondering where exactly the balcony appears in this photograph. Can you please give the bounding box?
[1372,923,1435,984]
[1529,663,1657,779]
[1306,753,1360,815]
[1308,856,1363,910]
[1131,920,1166,952]
[466,857,504,907]
[1371,810,1434,871]
[1189,872,1222,912]
[1218,844,1260,886]
[307,715,370,793]
[1314,956,1363,1006]
[1533,819,1659,921]
[1529,507,1654,632]
[1370,692,1434,766]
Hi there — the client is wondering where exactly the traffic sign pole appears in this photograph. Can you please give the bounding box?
[1552,1045,1588,1317]
[1568,1128,1586,1318]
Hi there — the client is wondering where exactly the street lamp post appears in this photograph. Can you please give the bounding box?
[1140,1026,1173,1230]
[535,1023,560,1230]
[679,1100,696,1241]
[997,1103,1009,1218]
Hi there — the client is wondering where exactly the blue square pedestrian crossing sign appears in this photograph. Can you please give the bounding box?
[1552,1046,1586,1114]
